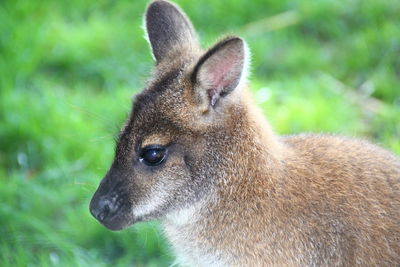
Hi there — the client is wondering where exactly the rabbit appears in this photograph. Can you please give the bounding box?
[90,1,400,266]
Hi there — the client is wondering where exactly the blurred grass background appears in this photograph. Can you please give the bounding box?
[0,0,399,266]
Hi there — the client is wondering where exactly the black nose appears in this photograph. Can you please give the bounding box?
[90,196,115,222]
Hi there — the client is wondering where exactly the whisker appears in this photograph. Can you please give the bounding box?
[66,101,117,125]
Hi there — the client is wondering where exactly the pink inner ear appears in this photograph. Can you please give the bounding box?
[201,53,243,106]
[208,55,237,90]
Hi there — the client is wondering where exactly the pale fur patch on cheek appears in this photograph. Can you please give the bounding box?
[165,201,202,226]
[132,184,170,218]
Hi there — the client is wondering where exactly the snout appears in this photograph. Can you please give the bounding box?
[90,195,117,222]
[90,192,130,231]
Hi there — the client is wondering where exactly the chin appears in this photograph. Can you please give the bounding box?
[102,221,128,231]
[99,214,136,231]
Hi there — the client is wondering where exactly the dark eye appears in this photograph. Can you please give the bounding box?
[139,146,167,166]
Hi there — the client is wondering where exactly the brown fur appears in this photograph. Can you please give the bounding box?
[90,1,400,266]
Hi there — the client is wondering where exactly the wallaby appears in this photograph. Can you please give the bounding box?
[90,1,400,266]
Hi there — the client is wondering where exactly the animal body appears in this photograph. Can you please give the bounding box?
[90,1,400,266]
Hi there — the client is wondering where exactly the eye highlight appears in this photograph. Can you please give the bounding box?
[139,145,167,166]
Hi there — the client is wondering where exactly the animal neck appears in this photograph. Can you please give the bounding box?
[220,90,287,184]
[165,91,288,224]
[162,92,290,266]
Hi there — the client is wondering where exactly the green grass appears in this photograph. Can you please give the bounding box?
[0,0,399,266]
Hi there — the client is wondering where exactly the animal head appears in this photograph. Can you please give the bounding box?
[90,0,250,230]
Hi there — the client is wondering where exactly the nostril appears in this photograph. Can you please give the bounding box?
[90,197,114,222]
[98,202,110,221]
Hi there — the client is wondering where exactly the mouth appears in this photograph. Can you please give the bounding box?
[97,212,129,231]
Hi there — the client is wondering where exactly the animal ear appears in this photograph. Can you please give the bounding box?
[144,0,198,62]
[191,37,249,109]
